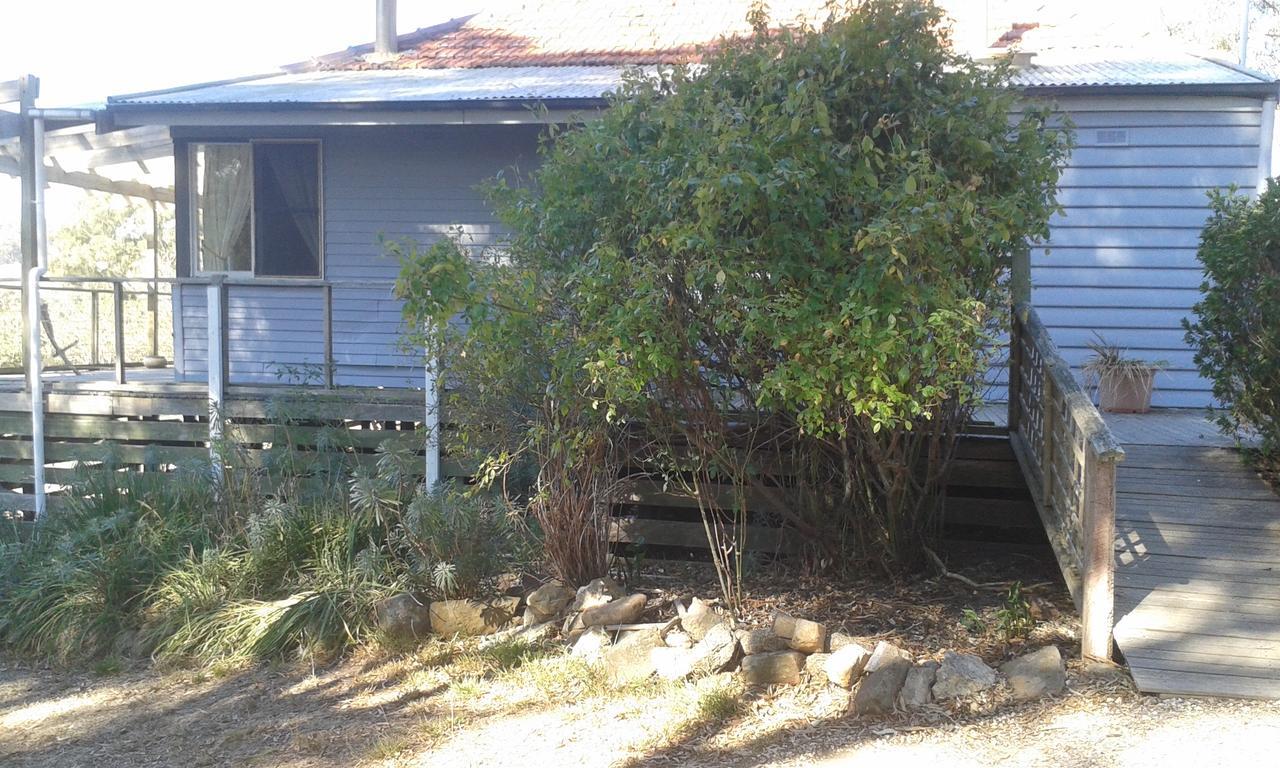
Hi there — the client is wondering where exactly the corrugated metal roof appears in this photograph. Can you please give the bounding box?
[1009,51,1271,89]
[107,51,1274,111]
[107,67,637,107]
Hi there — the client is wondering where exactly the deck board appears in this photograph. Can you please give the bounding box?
[1112,437,1280,699]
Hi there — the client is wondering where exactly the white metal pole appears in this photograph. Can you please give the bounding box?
[1241,0,1252,67]
[206,278,225,479]
[424,351,441,488]
[27,114,48,519]
[26,266,47,520]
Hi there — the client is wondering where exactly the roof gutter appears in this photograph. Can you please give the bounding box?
[1018,81,1280,99]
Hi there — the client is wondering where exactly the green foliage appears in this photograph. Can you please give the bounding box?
[0,411,535,666]
[398,0,1067,582]
[960,607,987,635]
[1185,183,1280,460]
[994,582,1034,641]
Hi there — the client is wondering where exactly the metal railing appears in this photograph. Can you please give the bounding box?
[1007,302,1124,660]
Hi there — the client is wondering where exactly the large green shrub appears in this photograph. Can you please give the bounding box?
[399,0,1066,587]
[1185,183,1280,459]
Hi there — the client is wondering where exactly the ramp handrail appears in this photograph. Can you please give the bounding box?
[1008,302,1123,660]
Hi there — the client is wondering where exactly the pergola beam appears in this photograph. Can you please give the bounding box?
[0,78,23,105]
[0,156,174,203]
[0,126,172,170]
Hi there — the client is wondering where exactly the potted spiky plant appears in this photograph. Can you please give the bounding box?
[1083,335,1166,414]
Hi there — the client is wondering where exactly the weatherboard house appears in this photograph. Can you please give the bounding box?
[7,4,1229,408]
[3,0,1280,697]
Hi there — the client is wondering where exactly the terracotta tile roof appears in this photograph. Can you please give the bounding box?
[295,1,836,71]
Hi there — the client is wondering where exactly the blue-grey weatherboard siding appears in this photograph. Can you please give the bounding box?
[173,124,542,388]
[171,94,1267,408]
[1026,94,1268,409]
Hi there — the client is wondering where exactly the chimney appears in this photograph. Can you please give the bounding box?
[375,0,398,56]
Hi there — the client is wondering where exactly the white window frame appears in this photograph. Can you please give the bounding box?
[189,138,325,279]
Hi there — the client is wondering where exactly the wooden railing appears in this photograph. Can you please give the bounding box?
[1008,303,1124,660]
[0,279,171,379]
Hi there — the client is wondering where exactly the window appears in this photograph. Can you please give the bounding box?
[192,141,321,277]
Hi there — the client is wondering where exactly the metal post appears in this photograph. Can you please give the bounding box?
[26,266,47,520]
[17,75,38,372]
[206,278,226,474]
[112,282,126,384]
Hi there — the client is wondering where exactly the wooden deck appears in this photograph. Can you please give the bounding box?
[1111,421,1280,699]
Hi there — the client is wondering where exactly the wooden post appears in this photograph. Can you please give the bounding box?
[322,283,334,389]
[206,278,226,469]
[1040,374,1056,510]
[1080,450,1118,660]
[112,282,126,384]
[89,290,99,365]
[1011,245,1031,306]
[1007,308,1023,435]
[149,199,160,358]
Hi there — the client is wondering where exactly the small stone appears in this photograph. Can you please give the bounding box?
[740,651,805,686]
[526,580,575,622]
[571,577,625,611]
[1000,645,1066,702]
[849,641,912,717]
[579,593,647,628]
[788,618,828,654]
[571,625,610,660]
[664,630,694,649]
[603,628,663,684]
[428,597,520,638]
[680,597,727,642]
[824,641,872,688]
[804,652,832,681]
[772,611,797,639]
[479,620,555,650]
[737,628,788,656]
[898,661,939,710]
[932,651,997,700]
[373,594,433,644]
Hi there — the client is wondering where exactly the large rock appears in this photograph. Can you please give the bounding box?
[428,597,520,638]
[898,661,939,710]
[824,641,872,688]
[741,651,806,686]
[571,577,625,611]
[829,632,861,652]
[849,641,912,717]
[603,628,663,684]
[653,623,739,680]
[680,597,727,642]
[526,581,575,622]
[374,593,432,643]
[788,618,828,654]
[932,651,997,700]
[579,593,648,628]
[737,628,788,656]
[1001,645,1066,702]
[772,611,797,640]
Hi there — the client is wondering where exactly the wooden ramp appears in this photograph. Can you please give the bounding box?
[1112,440,1280,699]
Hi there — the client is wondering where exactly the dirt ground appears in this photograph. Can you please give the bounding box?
[4,557,1279,768]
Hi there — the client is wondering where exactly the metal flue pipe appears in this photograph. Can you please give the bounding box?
[375,0,398,56]
[27,114,48,520]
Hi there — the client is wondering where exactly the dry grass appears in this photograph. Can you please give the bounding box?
[3,559,1278,767]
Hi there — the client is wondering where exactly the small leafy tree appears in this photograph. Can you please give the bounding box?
[1185,183,1280,461]
[398,0,1067,596]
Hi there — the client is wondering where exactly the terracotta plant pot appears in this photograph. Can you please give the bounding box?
[1097,369,1155,413]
